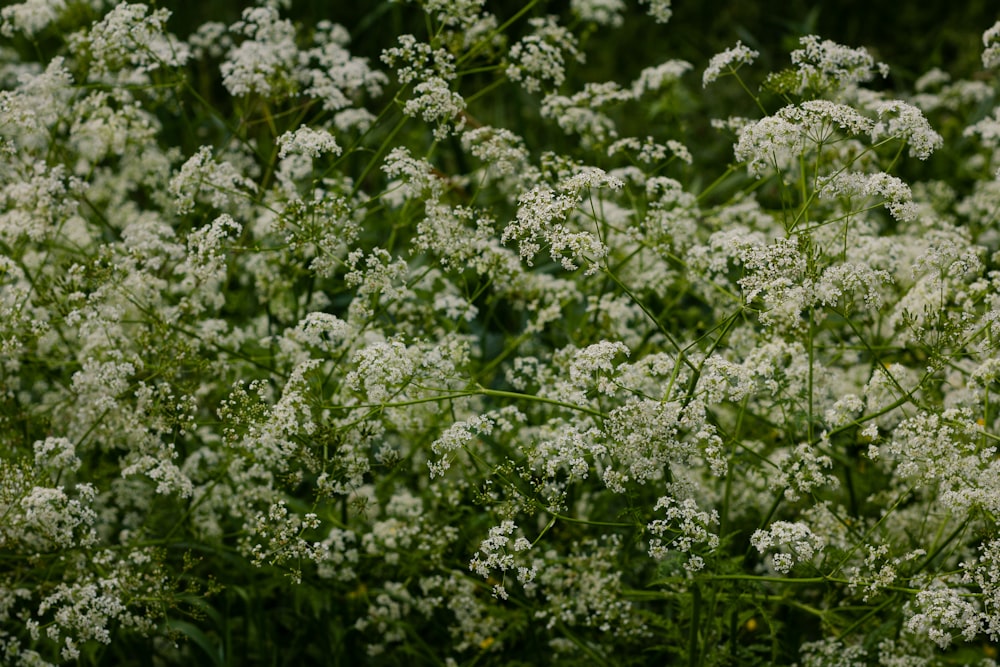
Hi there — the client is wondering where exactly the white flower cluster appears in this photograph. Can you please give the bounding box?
[797,638,870,667]
[845,544,925,602]
[983,21,1000,69]
[904,584,983,649]
[5,1,1000,662]
[638,0,672,24]
[788,34,889,94]
[532,536,647,646]
[469,520,536,599]
[27,549,164,662]
[570,0,626,27]
[735,100,874,176]
[362,490,458,568]
[381,34,457,85]
[168,147,258,215]
[527,422,604,500]
[0,162,84,244]
[382,146,445,202]
[735,236,811,327]
[303,21,388,111]
[823,393,864,428]
[631,59,692,96]
[418,0,494,36]
[353,580,413,655]
[964,539,1000,642]
[567,340,629,392]
[68,3,190,82]
[429,413,496,477]
[868,100,943,160]
[462,126,531,177]
[502,167,622,273]
[817,171,918,221]
[276,126,342,159]
[345,339,415,403]
[220,8,386,107]
[8,484,98,552]
[884,409,995,513]
[647,496,720,572]
[414,202,519,277]
[751,520,825,574]
[911,68,993,114]
[506,16,583,93]
[175,214,243,312]
[1,0,63,37]
[703,40,759,87]
[220,6,297,97]
[608,136,692,165]
[343,246,411,320]
[601,398,710,492]
[247,501,326,583]
[815,262,894,312]
[770,442,839,502]
[402,77,467,140]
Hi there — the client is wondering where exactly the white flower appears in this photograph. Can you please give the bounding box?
[609,136,692,165]
[506,16,582,93]
[632,59,692,96]
[770,442,839,502]
[33,437,81,474]
[816,171,918,221]
[540,88,622,145]
[382,147,444,201]
[301,22,387,111]
[983,21,1000,69]
[428,415,495,477]
[503,184,607,272]
[220,6,298,97]
[567,340,629,392]
[868,100,943,160]
[345,340,414,403]
[735,100,874,176]
[461,126,531,175]
[703,41,759,87]
[638,0,672,23]
[647,496,720,570]
[18,484,98,550]
[69,3,190,81]
[751,521,825,574]
[334,108,376,133]
[469,521,536,598]
[789,35,888,93]
[1,0,64,37]
[287,311,352,353]
[381,34,456,84]
[277,126,342,159]
[402,77,467,139]
[570,0,625,26]
[905,585,982,648]
[418,0,491,31]
[169,146,258,214]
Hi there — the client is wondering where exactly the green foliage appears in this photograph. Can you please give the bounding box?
[2,0,1000,665]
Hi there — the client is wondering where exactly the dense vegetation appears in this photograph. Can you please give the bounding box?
[3,1,1000,664]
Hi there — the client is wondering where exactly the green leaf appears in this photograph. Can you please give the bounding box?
[166,619,225,667]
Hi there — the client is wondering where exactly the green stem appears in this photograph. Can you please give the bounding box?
[324,385,607,419]
[689,583,702,667]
